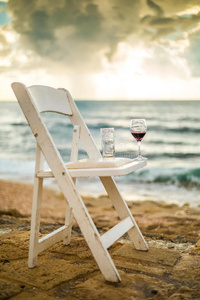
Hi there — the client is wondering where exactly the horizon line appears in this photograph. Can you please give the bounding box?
[1,98,200,102]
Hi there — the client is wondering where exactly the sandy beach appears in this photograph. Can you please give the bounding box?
[0,179,200,299]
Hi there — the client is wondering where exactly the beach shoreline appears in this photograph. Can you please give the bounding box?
[1,179,200,239]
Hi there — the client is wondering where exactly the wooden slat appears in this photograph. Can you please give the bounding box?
[63,125,80,245]
[28,144,44,268]
[37,225,69,254]
[100,217,134,249]
[70,125,80,162]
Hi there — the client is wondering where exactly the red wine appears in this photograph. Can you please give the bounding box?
[131,132,146,141]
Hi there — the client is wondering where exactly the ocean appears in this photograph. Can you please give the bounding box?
[0,100,200,207]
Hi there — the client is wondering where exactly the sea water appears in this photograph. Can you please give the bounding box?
[0,100,200,207]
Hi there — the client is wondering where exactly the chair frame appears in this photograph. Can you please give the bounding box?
[12,82,148,282]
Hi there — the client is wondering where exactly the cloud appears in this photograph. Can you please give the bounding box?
[0,0,199,88]
[147,0,163,16]
[141,46,190,79]
[0,31,12,56]
[140,6,200,41]
[183,30,200,76]
[5,0,142,70]
[150,0,200,16]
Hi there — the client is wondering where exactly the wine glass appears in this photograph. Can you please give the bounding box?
[130,119,147,160]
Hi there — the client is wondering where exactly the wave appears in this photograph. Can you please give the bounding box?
[9,115,200,137]
[11,122,28,127]
[148,153,200,159]
[178,117,200,122]
[116,151,200,160]
[149,140,186,145]
[127,167,200,188]
[84,123,200,135]
[149,126,200,134]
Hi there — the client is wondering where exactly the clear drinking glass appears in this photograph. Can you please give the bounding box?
[130,119,147,160]
[101,128,115,158]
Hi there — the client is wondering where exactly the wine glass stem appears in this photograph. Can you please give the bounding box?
[138,141,141,157]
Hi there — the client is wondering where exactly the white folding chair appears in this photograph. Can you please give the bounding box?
[11,82,148,282]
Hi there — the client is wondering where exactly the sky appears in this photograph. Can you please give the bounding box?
[0,0,200,100]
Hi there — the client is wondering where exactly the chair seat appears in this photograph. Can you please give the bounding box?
[37,157,147,178]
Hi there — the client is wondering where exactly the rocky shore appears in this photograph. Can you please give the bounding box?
[0,180,200,299]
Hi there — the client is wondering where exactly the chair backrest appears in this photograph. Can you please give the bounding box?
[28,85,72,115]
[11,82,101,161]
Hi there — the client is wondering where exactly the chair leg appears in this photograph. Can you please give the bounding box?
[63,201,73,245]
[28,177,43,268]
[63,177,75,245]
[56,181,121,282]
[69,197,121,282]
[101,176,148,251]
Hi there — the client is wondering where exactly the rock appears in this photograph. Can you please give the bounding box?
[189,238,200,255]
[1,255,96,291]
[169,286,198,299]
[113,243,181,266]
[0,279,21,299]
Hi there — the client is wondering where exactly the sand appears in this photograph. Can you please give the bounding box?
[0,179,200,299]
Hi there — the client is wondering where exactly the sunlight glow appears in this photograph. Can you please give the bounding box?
[177,5,200,16]
[0,58,10,67]
[5,31,17,43]
[91,42,200,100]
[18,53,28,63]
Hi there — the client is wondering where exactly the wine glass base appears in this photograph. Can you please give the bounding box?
[134,155,147,161]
